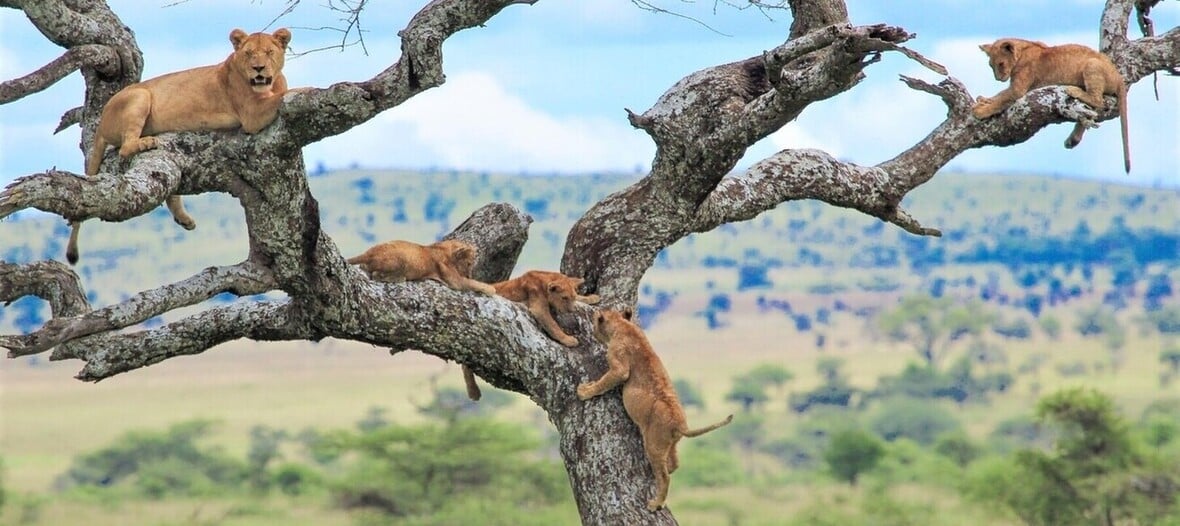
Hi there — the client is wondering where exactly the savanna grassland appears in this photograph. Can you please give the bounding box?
[2,170,1179,526]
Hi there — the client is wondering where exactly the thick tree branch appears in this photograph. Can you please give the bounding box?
[0,149,188,223]
[2,261,276,357]
[693,149,940,237]
[75,301,312,381]
[0,45,120,104]
[0,260,89,318]
[277,0,539,146]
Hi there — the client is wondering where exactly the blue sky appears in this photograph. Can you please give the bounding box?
[1,0,1177,186]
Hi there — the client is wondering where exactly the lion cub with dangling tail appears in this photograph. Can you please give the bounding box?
[347,239,495,295]
[578,308,734,511]
[462,270,600,400]
[972,38,1130,173]
[69,28,295,264]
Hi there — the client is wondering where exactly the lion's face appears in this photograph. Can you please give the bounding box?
[229,28,291,93]
[435,240,478,277]
[546,279,578,314]
[980,40,1018,82]
[593,308,635,344]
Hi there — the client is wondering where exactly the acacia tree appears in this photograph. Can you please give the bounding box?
[1,0,1177,524]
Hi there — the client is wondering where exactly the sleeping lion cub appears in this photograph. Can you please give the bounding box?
[347,239,495,295]
[69,28,294,264]
[972,38,1130,173]
[463,270,599,400]
[577,308,734,511]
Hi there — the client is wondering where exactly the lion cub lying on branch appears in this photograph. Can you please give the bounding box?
[463,270,600,400]
[972,38,1130,173]
[69,28,295,264]
[347,239,495,295]
[578,308,734,511]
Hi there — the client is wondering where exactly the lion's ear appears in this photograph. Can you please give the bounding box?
[978,43,991,54]
[621,307,635,321]
[230,29,249,50]
[547,281,562,293]
[273,28,292,49]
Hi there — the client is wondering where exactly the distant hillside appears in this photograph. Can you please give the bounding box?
[2,170,1178,333]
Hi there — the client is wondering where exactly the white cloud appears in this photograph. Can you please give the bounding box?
[303,71,655,174]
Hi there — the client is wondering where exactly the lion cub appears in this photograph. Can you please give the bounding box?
[69,28,295,264]
[972,38,1130,173]
[347,239,495,295]
[492,270,600,347]
[577,308,734,511]
[461,270,599,401]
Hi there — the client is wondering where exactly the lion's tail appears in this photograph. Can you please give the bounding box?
[683,414,733,438]
[69,135,110,265]
[1118,84,1130,174]
[65,221,82,265]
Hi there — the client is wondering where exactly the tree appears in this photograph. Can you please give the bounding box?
[823,428,885,486]
[878,294,992,368]
[2,1,1177,524]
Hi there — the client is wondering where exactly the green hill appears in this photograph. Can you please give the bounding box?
[2,170,1178,333]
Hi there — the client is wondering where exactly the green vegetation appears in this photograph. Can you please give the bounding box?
[5,170,1180,525]
[823,428,884,485]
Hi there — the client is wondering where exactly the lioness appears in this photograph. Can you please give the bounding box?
[577,308,733,511]
[347,239,495,295]
[68,28,294,264]
[462,270,599,400]
[972,38,1130,173]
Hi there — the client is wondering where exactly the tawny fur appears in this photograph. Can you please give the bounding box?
[347,239,494,295]
[68,28,294,264]
[577,309,734,511]
[462,270,599,401]
[972,38,1130,173]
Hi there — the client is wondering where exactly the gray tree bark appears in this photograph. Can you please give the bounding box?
[1,0,1177,524]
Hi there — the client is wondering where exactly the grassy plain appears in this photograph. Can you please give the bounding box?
[2,170,1179,524]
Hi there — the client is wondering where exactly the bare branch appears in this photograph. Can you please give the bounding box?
[0,45,120,105]
[0,260,89,318]
[3,261,276,357]
[278,0,539,146]
[55,106,83,133]
[691,149,940,237]
[0,148,187,223]
[75,300,311,381]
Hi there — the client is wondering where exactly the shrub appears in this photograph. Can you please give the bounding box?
[823,428,884,485]
[869,397,962,445]
[58,420,246,498]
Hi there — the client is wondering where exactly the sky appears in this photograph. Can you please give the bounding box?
[0,0,1177,187]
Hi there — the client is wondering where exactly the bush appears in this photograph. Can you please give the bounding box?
[272,462,322,496]
[869,397,962,445]
[58,420,246,498]
[933,432,981,467]
[823,428,884,485]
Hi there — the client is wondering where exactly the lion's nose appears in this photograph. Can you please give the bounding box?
[252,66,265,73]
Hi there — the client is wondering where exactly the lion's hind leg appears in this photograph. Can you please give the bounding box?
[110,88,159,159]
[1064,63,1109,149]
[643,431,674,512]
[166,196,196,230]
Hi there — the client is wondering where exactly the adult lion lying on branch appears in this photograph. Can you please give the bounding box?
[69,28,294,264]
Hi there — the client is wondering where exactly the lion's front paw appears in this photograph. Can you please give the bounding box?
[576,384,595,400]
[560,335,579,347]
[971,102,995,119]
[647,499,664,512]
[580,294,601,305]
